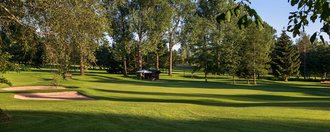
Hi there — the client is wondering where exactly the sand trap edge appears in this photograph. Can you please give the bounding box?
[14,91,94,100]
[3,86,66,91]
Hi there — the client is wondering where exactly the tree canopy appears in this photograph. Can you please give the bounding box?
[0,0,329,85]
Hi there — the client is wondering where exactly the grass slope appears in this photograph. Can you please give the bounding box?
[0,69,330,132]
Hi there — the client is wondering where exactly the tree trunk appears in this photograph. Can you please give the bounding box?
[320,72,327,81]
[253,72,257,85]
[303,45,307,80]
[324,72,327,80]
[138,40,143,79]
[253,40,256,85]
[205,72,208,83]
[80,57,84,76]
[217,50,221,75]
[205,64,208,83]
[138,41,142,70]
[156,50,159,70]
[123,56,128,77]
[169,45,173,76]
[233,75,236,84]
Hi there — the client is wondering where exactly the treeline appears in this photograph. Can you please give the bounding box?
[0,0,329,85]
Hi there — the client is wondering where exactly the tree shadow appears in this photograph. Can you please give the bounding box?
[91,89,330,111]
[1,110,329,132]
[86,73,330,97]
[181,75,231,80]
[64,86,80,89]
[94,89,330,101]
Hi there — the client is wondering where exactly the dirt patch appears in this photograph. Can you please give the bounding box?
[14,91,93,100]
[3,86,65,91]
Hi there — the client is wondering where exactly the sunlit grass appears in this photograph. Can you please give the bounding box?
[0,69,330,131]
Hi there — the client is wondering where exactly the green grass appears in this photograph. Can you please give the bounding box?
[0,69,330,131]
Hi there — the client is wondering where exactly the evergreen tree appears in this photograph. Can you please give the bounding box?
[296,33,312,79]
[238,23,274,84]
[271,31,301,82]
[220,21,243,84]
[188,16,217,83]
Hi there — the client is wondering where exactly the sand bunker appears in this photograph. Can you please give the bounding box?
[3,86,65,91]
[14,91,93,100]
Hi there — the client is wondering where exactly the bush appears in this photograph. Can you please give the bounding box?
[0,109,11,123]
[52,74,63,87]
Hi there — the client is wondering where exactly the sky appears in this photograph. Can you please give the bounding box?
[250,0,328,42]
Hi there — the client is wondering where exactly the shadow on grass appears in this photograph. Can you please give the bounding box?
[94,89,330,102]
[91,89,330,110]
[1,110,329,132]
[86,73,330,97]
[181,75,231,80]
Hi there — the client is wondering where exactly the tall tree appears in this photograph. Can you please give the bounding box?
[271,31,301,82]
[148,1,172,70]
[40,0,107,76]
[238,23,274,84]
[0,0,36,85]
[110,0,133,76]
[166,0,193,76]
[187,15,216,83]
[220,20,244,84]
[129,0,155,71]
[296,33,312,79]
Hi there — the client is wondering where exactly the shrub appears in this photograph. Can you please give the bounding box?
[52,74,63,87]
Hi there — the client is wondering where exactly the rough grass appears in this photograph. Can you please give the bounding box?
[0,69,330,132]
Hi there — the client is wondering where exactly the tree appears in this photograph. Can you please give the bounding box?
[186,0,234,82]
[109,0,133,76]
[188,16,217,83]
[220,21,244,84]
[95,44,123,74]
[39,0,107,76]
[237,23,274,84]
[271,31,301,81]
[0,51,14,86]
[129,0,155,71]
[306,41,330,80]
[296,33,312,79]
[218,0,329,43]
[287,0,329,43]
[0,0,36,85]
[147,1,172,70]
[166,0,194,76]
